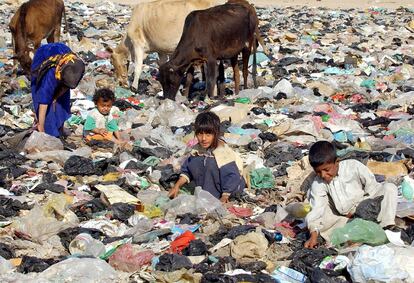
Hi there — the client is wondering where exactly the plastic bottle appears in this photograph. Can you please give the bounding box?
[273,232,283,242]
[402,176,414,201]
[69,233,106,258]
[285,203,312,219]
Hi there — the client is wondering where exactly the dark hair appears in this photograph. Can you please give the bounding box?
[194,111,221,149]
[93,88,115,104]
[309,141,337,168]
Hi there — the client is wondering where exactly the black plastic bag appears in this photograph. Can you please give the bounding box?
[17,256,60,273]
[259,132,278,142]
[64,155,96,176]
[31,183,65,194]
[354,196,383,222]
[289,248,337,276]
[0,243,15,259]
[182,239,208,256]
[155,254,192,272]
[111,203,135,222]
[238,261,267,273]
[0,198,31,218]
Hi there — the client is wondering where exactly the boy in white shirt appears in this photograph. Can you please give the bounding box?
[304,141,397,248]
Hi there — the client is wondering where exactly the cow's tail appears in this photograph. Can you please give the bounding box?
[63,6,72,47]
[63,5,68,34]
[252,32,257,88]
[249,9,258,88]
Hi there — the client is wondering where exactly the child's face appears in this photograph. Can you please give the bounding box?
[314,160,339,184]
[96,98,113,115]
[196,132,215,149]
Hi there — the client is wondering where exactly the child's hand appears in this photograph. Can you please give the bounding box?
[168,186,179,199]
[304,231,318,249]
[96,128,108,135]
[220,194,230,203]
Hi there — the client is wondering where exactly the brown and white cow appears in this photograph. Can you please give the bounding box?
[107,0,221,91]
[9,0,67,74]
[159,2,259,100]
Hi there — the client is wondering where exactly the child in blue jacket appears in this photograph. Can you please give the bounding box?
[168,111,245,203]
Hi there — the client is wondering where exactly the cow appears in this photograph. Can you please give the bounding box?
[107,0,221,91]
[159,2,259,100]
[9,0,67,74]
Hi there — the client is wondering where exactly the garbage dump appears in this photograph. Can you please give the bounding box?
[0,0,414,282]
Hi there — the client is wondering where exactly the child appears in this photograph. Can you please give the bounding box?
[304,141,397,249]
[84,88,123,143]
[168,111,245,203]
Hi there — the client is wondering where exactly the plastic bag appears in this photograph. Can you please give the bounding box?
[64,155,96,176]
[331,219,388,247]
[23,131,63,153]
[0,256,13,274]
[195,187,227,216]
[69,233,106,257]
[40,258,117,282]
[250,167,275,189]
[109,244,154,272]
[26,147,92,165]
[154,99,195,127]
[354,196,383,222]
[348,245,409,282]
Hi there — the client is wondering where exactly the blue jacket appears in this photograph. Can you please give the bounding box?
[180,143,245,199]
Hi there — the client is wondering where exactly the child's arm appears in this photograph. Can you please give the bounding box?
[355,160,379,197]
[304,182,329,248]
[168,157,191,199]
[168,176,188,199]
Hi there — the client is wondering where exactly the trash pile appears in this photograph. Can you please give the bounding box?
[1,0,414,282]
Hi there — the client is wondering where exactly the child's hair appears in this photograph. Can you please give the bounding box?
[93,88,115,104]
[309,141,337,168]
[194,111,221,149]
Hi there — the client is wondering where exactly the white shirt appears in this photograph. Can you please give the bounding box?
[306,159,380,232]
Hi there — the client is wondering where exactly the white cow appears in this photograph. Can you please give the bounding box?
[107,0,221,91]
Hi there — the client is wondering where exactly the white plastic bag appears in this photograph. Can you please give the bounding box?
[24,131,63,153]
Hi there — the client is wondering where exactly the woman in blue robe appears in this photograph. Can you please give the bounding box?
[31,43,85,137]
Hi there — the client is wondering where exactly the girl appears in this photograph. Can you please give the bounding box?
[168,111,245,203]
[31,43,85,137]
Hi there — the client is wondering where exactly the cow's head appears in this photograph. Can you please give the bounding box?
[14,51,32,74]
[106,46,128,87]
[158,62,183,100]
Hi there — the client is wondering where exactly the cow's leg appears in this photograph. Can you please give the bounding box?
[182,65,194,98]
[131,45,144,92]
[231,56,241,95]
[158,52,168,65]
[241,47,250,90]
[217,60,225,98]
[206,59,217,98]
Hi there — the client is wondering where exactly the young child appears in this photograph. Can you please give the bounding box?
[83,88,123,143]
[304,141,398,249]
[168,111,245,203]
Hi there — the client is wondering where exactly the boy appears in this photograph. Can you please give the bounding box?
[84,88,124,143]
[304,141,397,249]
